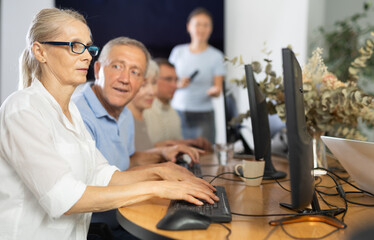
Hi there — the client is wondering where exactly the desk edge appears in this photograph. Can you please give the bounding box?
[116,209,175,240]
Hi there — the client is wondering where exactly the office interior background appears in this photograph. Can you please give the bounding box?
[1,0,374,145]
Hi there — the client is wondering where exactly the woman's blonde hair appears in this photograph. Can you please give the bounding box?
[19,8,88,89]
[145,59,159,80]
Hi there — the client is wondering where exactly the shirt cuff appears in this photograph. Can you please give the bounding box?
[94,165,119,187]
[39,173,87,218]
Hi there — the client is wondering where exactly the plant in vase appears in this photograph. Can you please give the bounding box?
[227,43,374,169]
[312,1,374,140]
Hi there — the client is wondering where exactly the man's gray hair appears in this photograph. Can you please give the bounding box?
[98,36,151,75]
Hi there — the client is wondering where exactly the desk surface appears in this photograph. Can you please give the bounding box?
[117,154,374,240]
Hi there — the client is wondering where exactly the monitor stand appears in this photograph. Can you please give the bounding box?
[269,192,346,229]
[233,133,254,158]
[263,164,287,180]
[263,151,287,180]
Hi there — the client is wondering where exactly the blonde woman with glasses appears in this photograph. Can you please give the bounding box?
[0,8,217,240]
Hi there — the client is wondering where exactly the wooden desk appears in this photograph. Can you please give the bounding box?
[117,154,374,240]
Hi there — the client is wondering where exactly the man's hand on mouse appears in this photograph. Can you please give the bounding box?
[160,144,204,163]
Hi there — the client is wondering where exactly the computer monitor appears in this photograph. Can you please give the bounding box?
[244,65,286,180]
[223,81,253,155]
[281,48,314,208]
[269,48,345,228]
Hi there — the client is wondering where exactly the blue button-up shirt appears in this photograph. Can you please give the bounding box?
[73,82,134,171]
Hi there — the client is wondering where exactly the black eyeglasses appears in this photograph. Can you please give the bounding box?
[41,41,99,57]
[159,76,179,82]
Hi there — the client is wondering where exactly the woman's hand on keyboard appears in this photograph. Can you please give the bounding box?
[155,180,219,205]
[156,162,216,192]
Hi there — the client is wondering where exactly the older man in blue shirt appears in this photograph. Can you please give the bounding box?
[73,37,202,239]
[75,83,134,171]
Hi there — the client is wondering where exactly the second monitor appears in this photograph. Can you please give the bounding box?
[244,64,287,180]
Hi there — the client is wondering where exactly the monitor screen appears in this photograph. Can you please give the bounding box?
[282,48,314,209]
[223,81,240,144]
[222,81,254,156]
[244,65,286,180]
[245,65,270,161]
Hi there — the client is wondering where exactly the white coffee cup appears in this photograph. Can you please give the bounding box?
[234,160,265,186]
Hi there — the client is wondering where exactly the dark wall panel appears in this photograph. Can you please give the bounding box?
[55,0,224,67]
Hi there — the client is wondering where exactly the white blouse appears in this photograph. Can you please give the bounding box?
[0,80,118,240]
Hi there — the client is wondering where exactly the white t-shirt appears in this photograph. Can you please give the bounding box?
[169,44,226,111]
[0,80,118,240]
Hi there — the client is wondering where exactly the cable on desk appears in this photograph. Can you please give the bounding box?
[202,173,291,185]
[315,175,363,196]
[316,172,348,222]
[205,172,263,184]
[231,212,299,217]
[215,223,231,240]
[317,190,368,196]
[315,167,374,207]
[315,179,348,190]
[316,190,340,209]
[344,199,374,207]
[274,178,291,192]
[261,178,290,185]
[314,167,374,196]
[204,172,291,184]
[201,174,243,182]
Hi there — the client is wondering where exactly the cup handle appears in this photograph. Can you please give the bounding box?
[235,164,243,176]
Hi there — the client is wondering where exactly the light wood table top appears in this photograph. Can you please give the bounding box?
[117,154,374,240]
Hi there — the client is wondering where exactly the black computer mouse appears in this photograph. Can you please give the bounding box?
[176,154,192,164]
[156,209,212,231]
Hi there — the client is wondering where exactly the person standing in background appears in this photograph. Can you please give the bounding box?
[169,7,226,144]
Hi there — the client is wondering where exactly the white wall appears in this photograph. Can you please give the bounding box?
[0,0,53,103]
[223,0,310,147]
[306,0,326,54]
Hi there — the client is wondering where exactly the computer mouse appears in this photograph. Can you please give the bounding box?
[156,209,212,231]
[176,154,192,164]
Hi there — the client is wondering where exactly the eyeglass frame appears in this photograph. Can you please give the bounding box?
[158,76,179,82]
[40,41,99,57]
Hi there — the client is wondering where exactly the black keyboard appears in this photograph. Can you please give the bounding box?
[189,163,202,177]
[176,160,203,178]
[165,186,232,223]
